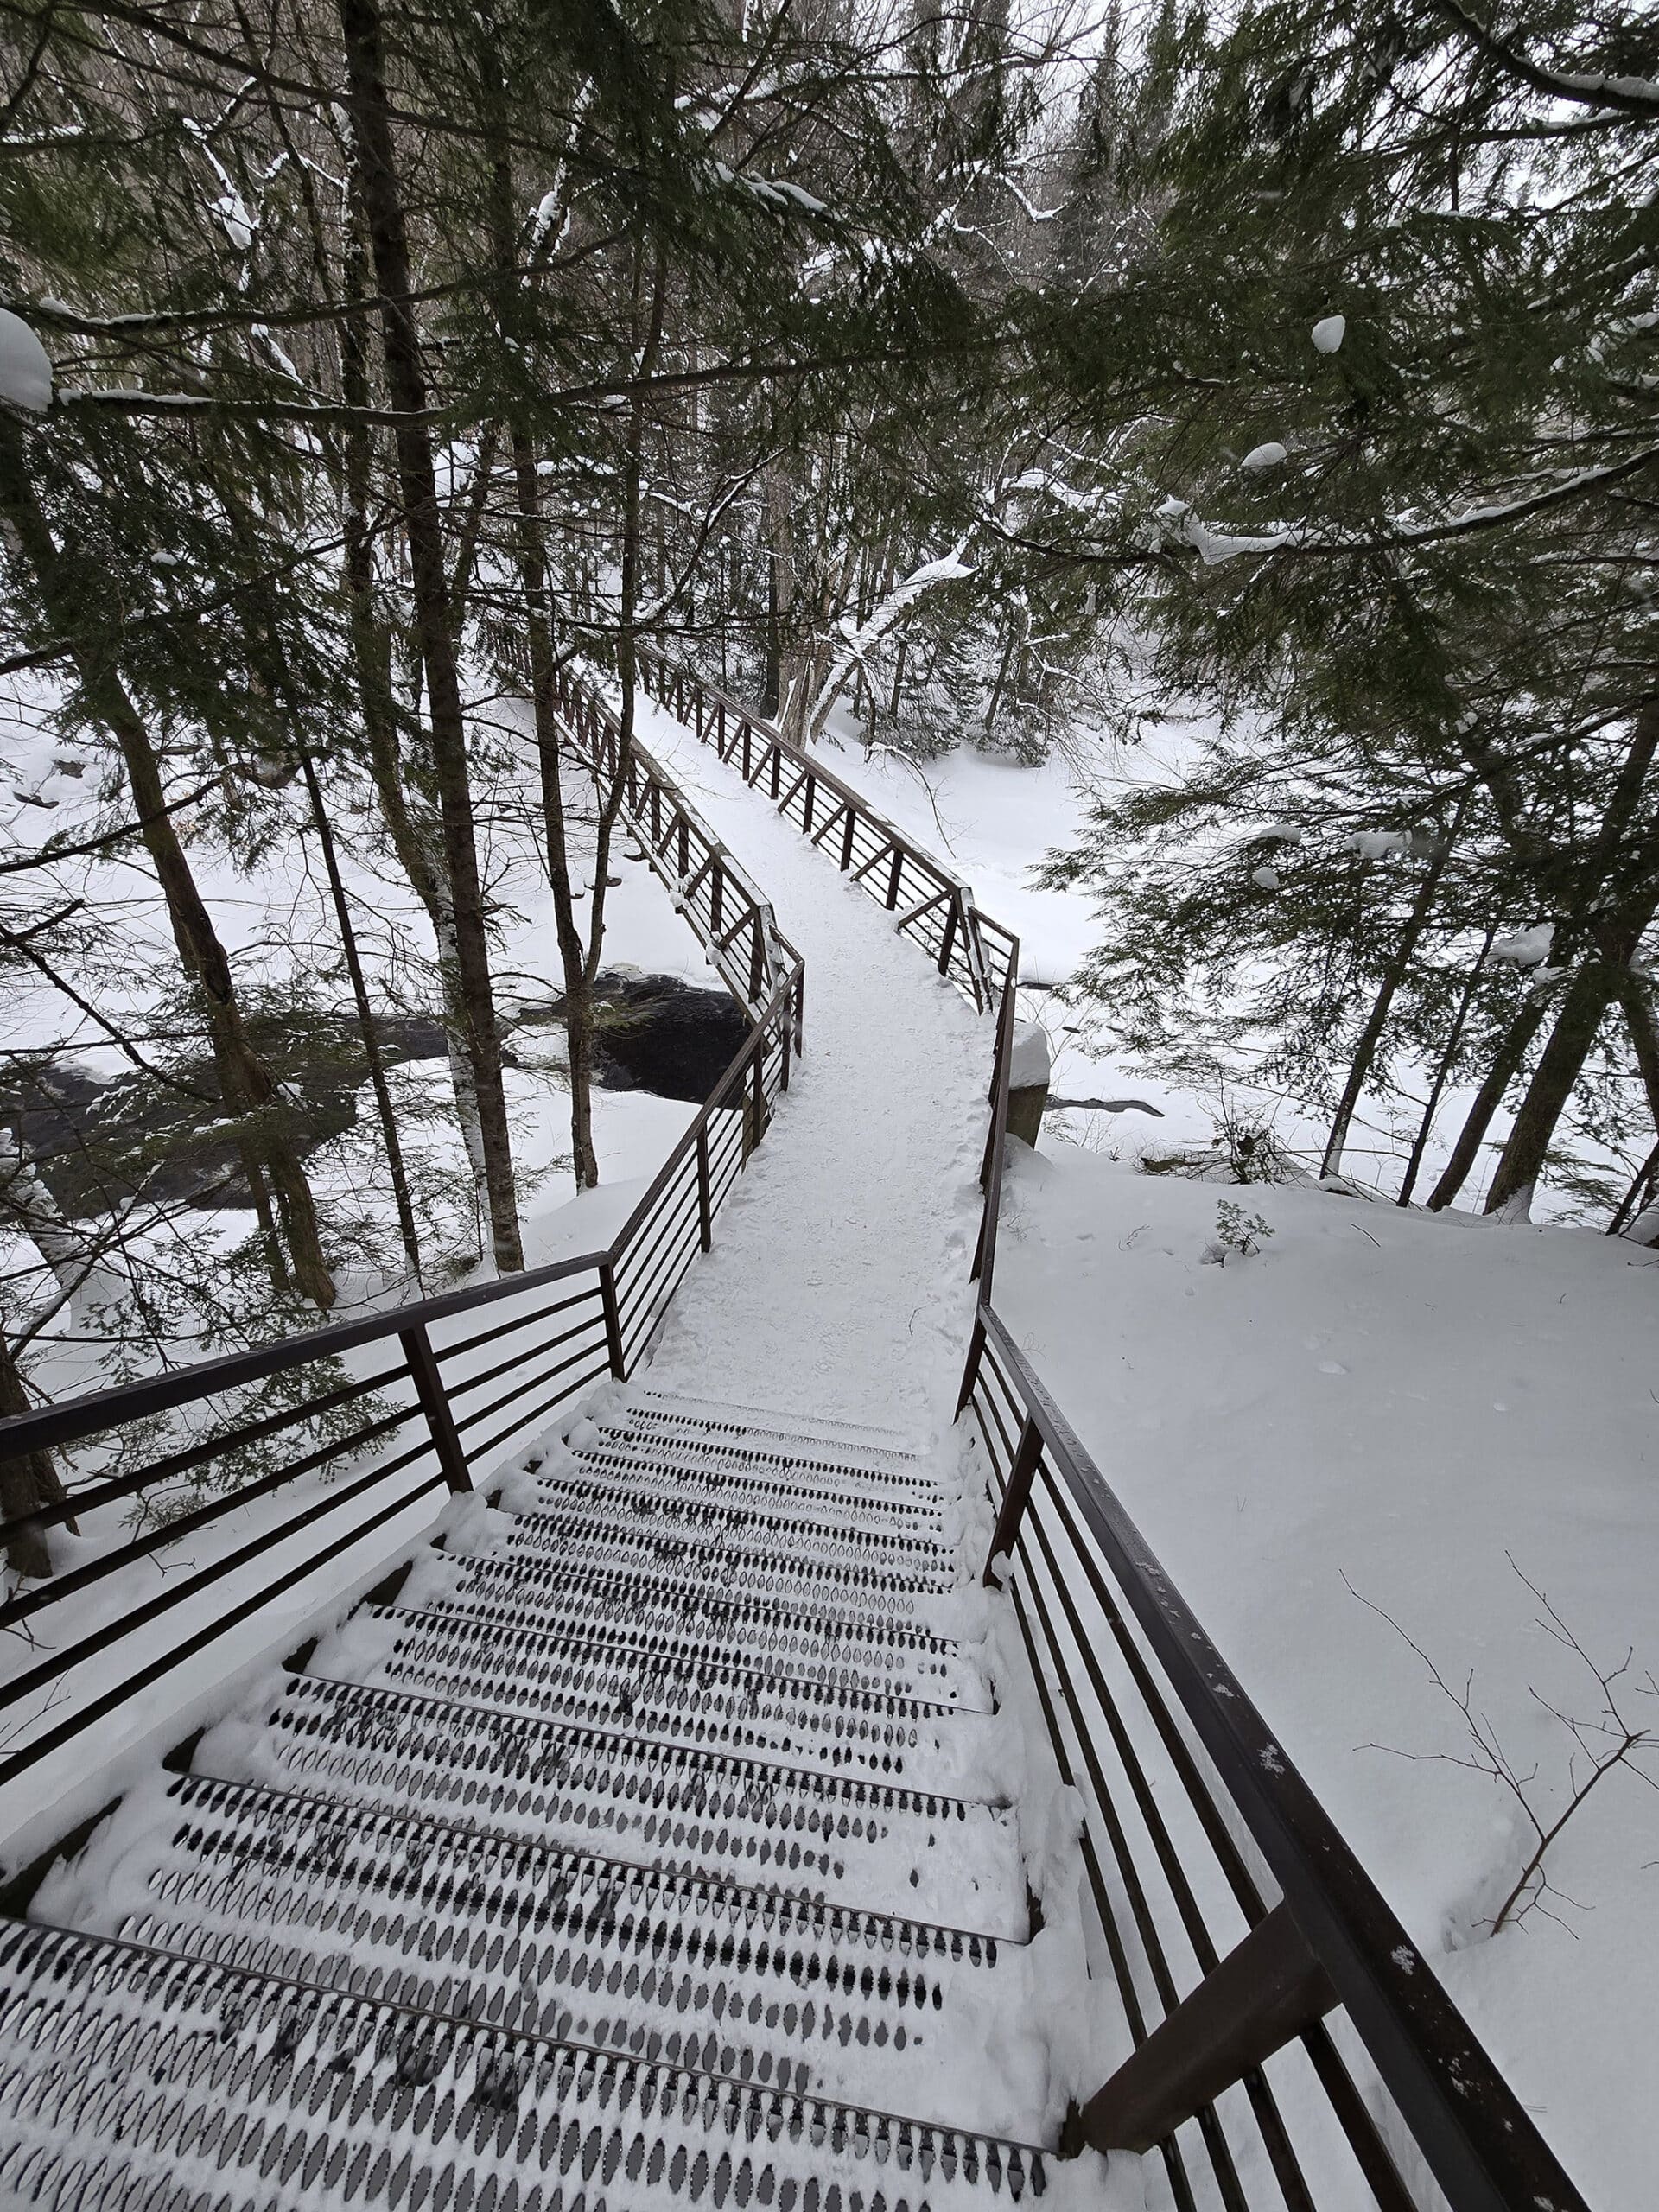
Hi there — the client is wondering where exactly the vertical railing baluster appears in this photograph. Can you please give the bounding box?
[938,888,960,976]
[983,1414,1042,1584]
[599,1260,626,1379]
[400,1325,473,1496]
[696,1127,713,1251]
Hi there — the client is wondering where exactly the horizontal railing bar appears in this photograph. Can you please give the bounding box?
[0,1406,433,1718]
[974,1301,1587,2212]
[619,1215,701,1334]
[0,1359,411,1542]
[609,986,796,1264]
[0,1255,612,1465]
[0,1462,448,1790]
[437,1311,608,1406]
[449,1337,616,1443]
[433,1283,604,1365]
[461,1360,615,1472]
[614,1172,702,1286]
[0,1399,427,1641]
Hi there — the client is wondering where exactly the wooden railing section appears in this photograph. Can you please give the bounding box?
[0,673,802,1809]
[633,645,1016,1014]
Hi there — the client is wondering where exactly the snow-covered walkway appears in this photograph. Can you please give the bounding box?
[628,692,990,1437]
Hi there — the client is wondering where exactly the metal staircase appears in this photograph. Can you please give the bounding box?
[0,1389,1068,2209]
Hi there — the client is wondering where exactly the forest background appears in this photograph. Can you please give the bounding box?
[1,0,1656,1563]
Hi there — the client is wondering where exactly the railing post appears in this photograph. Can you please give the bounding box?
[1070,1904,1338,2156]
[696,1127,714,1251]
[779,1000,791,1093]
[983,1414,1041,1584]
[599,1259,626,1379]
[802,774,816,836]
[793,967,805,1054]
[886,848,904,910]
[400,1324,472,1496]
[955,1309,986,1418]
[938,889,960,976]
[742,721,753,780]
[840,807,857,871]
[749,920,765,1007]
[711,857,725,936]
[769,745,781,800]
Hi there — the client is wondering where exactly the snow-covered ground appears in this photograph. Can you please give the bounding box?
[995,1144,1656,2209]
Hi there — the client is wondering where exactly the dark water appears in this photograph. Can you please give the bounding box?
[2,973,746,1217]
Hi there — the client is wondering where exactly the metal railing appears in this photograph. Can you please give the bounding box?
[633,645,1016,1014]
[0,671,803,1807]
[958,968,1591,2212]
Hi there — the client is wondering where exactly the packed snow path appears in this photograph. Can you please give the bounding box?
[628,689,991,1437]
[0,700,1103,2208]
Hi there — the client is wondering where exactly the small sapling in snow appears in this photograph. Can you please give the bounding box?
[1346,1557,1657,1936]
[1202,1198,1275,1264]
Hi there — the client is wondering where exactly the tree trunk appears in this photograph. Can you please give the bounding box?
[298,752,425,1288]
[1483,888,1659,1219]
[513,435,601,1188]
[1321,821,1458,1182]
[0,419,335,1310]
[340,0,523,1274]
[1427,993,1549,1211]
[0,1328,68,1580]
[1397,924,1495,1207]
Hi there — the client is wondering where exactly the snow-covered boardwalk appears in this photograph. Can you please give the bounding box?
[632,692,989,1436]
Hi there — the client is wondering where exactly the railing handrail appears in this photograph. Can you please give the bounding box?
[635,644,971,895]
[969,1303,1587,2212]
[632,644,1018,1008]
[959,944,1589,2207]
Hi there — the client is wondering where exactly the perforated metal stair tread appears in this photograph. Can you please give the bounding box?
[543,1446,947,1537]
[522,1460,952,1563]
[195,1671,1026,1936]
[313,1606,997,1789]
[50,1770,1027,2129]
[493,1504,955,1612]
[397,1551,988,1709]
[589,1415,937,1492]
[0,1923,1075,2209]
[630,1389,917,1458]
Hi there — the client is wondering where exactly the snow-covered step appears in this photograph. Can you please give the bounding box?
[557,1439,947,1533]
[397,1548,988,1707]
[0,1922,1069,2209]
[630,1386,918,1459]
[42,1772,1033,2131]
[599,1402,929,1484]
[493,1500,955,1615]
[524,1456,952,1561]
[309,1605,998,1791]
[194,1672,1027,1936]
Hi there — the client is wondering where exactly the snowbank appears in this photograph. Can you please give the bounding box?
[995,1144,1656,2206]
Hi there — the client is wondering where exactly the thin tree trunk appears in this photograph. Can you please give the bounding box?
[1618,975,1659,1136]
[298,751,424,1288]
[0,1328,68,1580]
[0,420,334,1310]
[1482,886,1659,1220]
[340,0,523,1274]
[1321,818,1459,1182]
[1427,993,1549,1211]
[1398,924,1495,1207]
